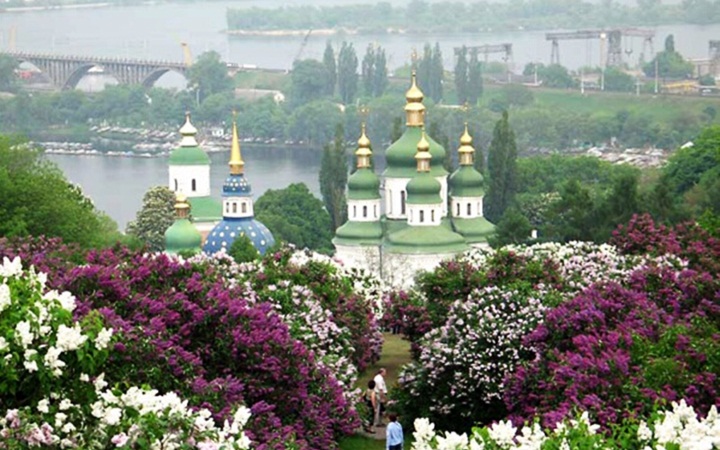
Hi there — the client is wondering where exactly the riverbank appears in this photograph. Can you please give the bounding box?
[0,2,111,12]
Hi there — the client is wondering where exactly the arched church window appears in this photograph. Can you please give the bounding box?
[174,179,178,191]
[467,203,472,216]
[191,179,197,192]
[363,205,367,218]
[431,209,435,222]
[242,203,247,213]
[374,204,377,218]
[232,203,237,213]
[401,191,407,215]
[353,205,357,218]
[456,203,460,217]
[420,210,424,223]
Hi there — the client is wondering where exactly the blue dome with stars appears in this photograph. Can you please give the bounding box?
[223,173,252,197]
[203,217,275,255]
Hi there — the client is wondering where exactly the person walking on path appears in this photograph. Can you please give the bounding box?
[386,413,403,450]
[373,368,388,426]
[363,380,377,433]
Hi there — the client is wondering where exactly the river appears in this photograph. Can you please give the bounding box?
[10,1,720,229]
[47,146,328,230]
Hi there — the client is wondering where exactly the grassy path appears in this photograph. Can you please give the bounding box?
[339,333,413,450]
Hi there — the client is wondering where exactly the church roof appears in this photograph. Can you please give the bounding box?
[169,113,211,166]
[188,196,222,223]
[384,126,447,178]
[406,172,442,204]
[203,217,275,255]
[333,220,383,246]
[452,217,495,244]
[449,166,485,197]
[165,218,202,255]
[348,168,381,200]
[223,174,252,197]
[383,218,468,254]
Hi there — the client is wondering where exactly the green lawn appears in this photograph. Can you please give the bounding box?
[339,333,414,450]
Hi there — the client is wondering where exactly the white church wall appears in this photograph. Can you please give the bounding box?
[169,165,211,197]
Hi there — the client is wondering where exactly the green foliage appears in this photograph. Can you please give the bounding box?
[525,63,575,89]
[0,55,19,93]
[467,49,483,105]
[254,183,334,254]
[643,35,694,79]
[663,125,720,196]
[603,67,635,92]
[454,46,469,105]
[290,59,329,107]
[320,125,348,232]
[228,234,260,263]
[125,186,176,252]
[287,100,343,146]
[322,41,337,97]
[490,207,533,248]
[485,111,518,222]
[0,136,121,248]
[417,43,444,103]
[488,84,534,112]
[361,44,389,98]
[338,42,359,105]
[187,51,234,104]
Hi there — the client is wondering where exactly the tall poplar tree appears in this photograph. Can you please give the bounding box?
[361,44,376,96]
[319,124,348,232]
[485,111,517,222]
[430,42,444,103]
[373,47,389,97]
[337,42,359,105]
[322,42,337,97]
[417,43,433,97]
[467,49,483,105]
[454,46,469,105]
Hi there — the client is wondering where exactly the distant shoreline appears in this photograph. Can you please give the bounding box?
[0,2,111,12]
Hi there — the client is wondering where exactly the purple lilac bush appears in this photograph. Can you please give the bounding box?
[505,265,720,429]
[0,238,360,449]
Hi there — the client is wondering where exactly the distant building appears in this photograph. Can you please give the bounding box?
[234,88,285,104]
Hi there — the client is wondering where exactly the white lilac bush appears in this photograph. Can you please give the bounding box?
[397,287,547,429]
[411,401,720,450]
[0,256,252,449]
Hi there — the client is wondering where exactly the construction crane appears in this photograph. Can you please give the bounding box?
[180,42,193,67]
[454,43,513,63]
[546,28,654,67]
[294,29,313,61]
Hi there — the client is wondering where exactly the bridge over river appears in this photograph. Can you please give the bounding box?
[0,51,255,90]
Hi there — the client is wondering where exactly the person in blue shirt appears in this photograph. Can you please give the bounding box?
[386,413,403,450]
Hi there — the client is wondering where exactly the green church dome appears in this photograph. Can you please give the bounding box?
[165,218,202,255]
[384,127,447,178]
[449,166,485,197]
[169,146,211,165]
[406,172,442,204]
[348,168,381,200]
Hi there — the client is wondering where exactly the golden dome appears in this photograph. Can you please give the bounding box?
[405,70,424,103]
[229,112,245,175]
[179,112,199,147]
[460,123,473,146]
[357,123,371,149]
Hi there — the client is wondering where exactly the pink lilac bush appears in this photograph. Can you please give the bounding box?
[0,240,358,449]
[505,265,720,429]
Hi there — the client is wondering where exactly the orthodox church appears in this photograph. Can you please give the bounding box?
[333,72,494,287]
[165,113,274,256]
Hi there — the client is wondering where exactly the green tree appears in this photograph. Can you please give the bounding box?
[485,111,518,222]
[0,55,19,92]
[126,186,176,252]
[361,44,376,97]
[455,46,469,105]
[290,59,329,107]
[541,178,596,242]
[603,67,635,92]
[490,207,533,247]
[539,64,575,88]
[430,43,444,103]
[228,234,260,263]
[319,125,348,232]
[287,100,343,146]
[417,44,433,98]
[187,51,234,104]
[0,136,121,247]
[373,47,389,97]
[643,34,694,79]
[467,49,483,105]
[337,42,359,105]
[322,41,337,97]
[663,125,720,194]
[254,183,334,254]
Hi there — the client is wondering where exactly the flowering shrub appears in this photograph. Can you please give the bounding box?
[611,213,720,274]
[505,265,720,428]
[410,400,720,449]
[0,256,252,449]
[395,287,548,431]
[0,240,361,449]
